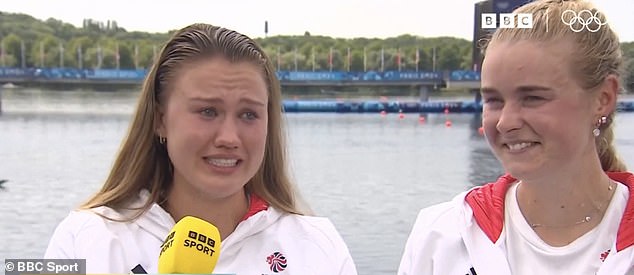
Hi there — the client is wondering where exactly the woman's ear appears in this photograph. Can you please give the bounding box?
[595,74,619,115]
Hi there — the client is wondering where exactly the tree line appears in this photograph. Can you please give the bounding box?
[0,11,484,72]
[0,11,632,89]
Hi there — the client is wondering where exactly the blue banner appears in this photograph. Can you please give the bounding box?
[0,67,33,77]
[0,67,478,83]
[85,69,147,80]
[277,70,443,82]
[449,70,481,81]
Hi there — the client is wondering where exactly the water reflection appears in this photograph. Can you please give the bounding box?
[2,89,633,275]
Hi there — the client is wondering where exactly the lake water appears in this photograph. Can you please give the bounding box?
[1,89,633,274]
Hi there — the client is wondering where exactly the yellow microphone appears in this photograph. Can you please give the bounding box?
[158,216,221,274]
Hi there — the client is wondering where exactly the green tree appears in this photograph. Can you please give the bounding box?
[2,33,23,67]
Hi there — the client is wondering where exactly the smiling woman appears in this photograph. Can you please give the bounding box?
[398,0,634,274]
[42,23,358,275]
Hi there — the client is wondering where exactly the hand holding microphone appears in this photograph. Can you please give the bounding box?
[158,216,222,274]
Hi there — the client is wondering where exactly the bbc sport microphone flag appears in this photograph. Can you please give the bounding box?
[158,216,222,274]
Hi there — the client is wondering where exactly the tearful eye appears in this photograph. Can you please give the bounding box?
[200,108,217,117]
[241,112,258,120]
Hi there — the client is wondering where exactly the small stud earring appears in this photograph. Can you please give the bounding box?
[159,136,166,144]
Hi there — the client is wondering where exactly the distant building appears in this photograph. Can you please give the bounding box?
[471,0,533,72]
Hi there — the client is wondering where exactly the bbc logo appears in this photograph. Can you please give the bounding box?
[482,13,533,29]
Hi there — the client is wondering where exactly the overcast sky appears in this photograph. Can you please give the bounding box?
[1,0,633,41]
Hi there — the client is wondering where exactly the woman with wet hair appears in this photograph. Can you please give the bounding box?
[399,1,634,274]
[45,23,357,275]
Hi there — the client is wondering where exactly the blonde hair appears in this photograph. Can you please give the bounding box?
[484,0,626,171]
[82,23,307,219]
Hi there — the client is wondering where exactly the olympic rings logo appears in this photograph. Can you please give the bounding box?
[561,10,608,33]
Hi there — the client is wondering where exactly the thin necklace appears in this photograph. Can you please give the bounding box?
[528,179,616,229]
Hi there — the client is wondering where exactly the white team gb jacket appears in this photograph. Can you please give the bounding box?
[398,172,634,275]
[44,190,358,275]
